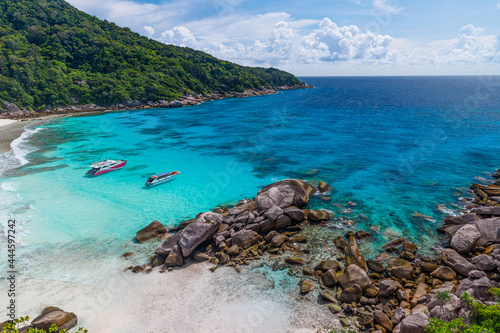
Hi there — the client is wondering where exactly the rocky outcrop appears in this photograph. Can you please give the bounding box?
[257,179,316,208]
[135,220,166,243]
[31,307,77,331]
[450,224,481,254]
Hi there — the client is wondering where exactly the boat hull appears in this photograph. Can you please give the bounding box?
[88,161,127,176]
[145,171,179,186]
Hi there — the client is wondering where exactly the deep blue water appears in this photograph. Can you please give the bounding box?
[1,76,500,278]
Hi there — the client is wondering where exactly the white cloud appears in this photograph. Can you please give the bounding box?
[143,25,155,37]
[460,24,485,37]
[161,26,199,47]
[497,3,500,9]
[373,0,403,14]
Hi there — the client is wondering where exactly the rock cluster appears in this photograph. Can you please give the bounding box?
[129,179,335,273]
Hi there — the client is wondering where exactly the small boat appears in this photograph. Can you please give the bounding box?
[86,159,127,176]
[145,171,180,186]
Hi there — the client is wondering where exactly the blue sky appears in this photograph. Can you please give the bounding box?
[67,0,500,75]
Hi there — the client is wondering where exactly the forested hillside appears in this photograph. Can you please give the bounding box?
[0,0,300,111]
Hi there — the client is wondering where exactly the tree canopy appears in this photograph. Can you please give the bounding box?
[0,0,300,111]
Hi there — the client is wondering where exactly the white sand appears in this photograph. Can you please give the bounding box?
[8,262,339,333]
[0,119,18,127]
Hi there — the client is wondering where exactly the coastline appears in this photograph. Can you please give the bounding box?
[0,85,312,120]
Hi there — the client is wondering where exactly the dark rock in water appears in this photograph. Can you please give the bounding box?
[442,248,476,277]
[257,179,317,208]
[339,284,363,303]
[403,241,418,254]
[136,220,167,243]
[290,235,307,243]
[285,257,305,265]
[318,181,333,193]
[379,279,398,298]
[232,230,259,249]
[301,279,315,294]
[346,235,368,272]
[31,309,77,332]
[283,206,305,222]
[355,230,373,240]
[451,224,481,254]
[150,255,166,267]
[308,210,333,221]
[338,264,370,290]
[169,218,194,232]
[178,212,222,257]
[366,260,384,273]
[333,236,347,253]
[164,245,183,267]
[373,310,393,332]
[122,252,134,259]
[155,232,182,256]
[386,257,411,273]
[303,266,313,275]
[382,237,406,248]
[321,269,338,287]
[430,266,456,281]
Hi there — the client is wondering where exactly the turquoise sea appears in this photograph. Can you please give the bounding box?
[1,76,500,330]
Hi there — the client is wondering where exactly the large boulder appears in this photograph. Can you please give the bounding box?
[31,309,77,331]
[283,206,305,222]
[338,283,363,303]
[154,232,182,256]
[456,276,494,301]
[164,244,183,267]
[255,185,294,210]
[308,210,333,221]
[318,181,333,193]
[472,254,498,271]
[178,212,222,257]
[450,224,481,254]
[474,217,500,242]
[231,230,260,249]
[338,264,371,290]
[346,235,368,271]
[136,220,167,243]
[379,279,399,298]
[399,312,428,333]
[442,249,476,277]
[430,266,457,281]
[257,179,316,208]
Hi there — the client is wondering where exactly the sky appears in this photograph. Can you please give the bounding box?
[66,0,500,76]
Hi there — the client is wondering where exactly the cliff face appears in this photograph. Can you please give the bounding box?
[0,0,301,112]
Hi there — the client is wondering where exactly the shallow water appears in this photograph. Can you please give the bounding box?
[1,76,500,329]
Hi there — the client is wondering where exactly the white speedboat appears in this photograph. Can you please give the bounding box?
[86,159,127,176]
[145,171,180,186]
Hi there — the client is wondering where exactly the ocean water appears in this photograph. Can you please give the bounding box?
[1,76,500,330]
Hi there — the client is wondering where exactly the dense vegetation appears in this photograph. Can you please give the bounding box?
[0,0,300,111]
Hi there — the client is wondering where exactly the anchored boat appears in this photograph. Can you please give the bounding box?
[86,159,127,176]
[145,171,180,186]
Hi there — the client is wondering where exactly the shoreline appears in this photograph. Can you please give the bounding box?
[0,85,312,120]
